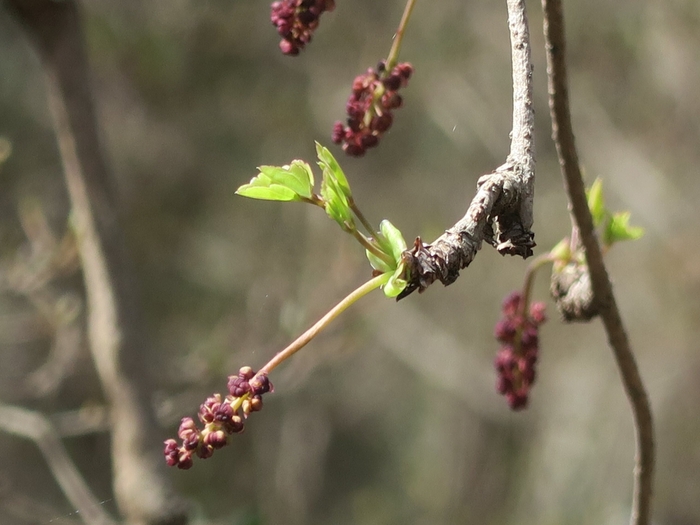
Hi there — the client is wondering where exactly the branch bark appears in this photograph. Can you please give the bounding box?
[0,403,117,525]
[541,1,655,524]
[5,1,187,523]
[399,0,536,298]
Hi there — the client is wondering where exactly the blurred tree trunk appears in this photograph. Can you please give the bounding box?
[5,1,187,523]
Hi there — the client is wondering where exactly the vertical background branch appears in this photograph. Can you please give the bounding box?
[5,1,187,523]
[0,403,117,525]
[541,1,655,524]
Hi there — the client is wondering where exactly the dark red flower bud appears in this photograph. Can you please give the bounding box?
[178,417,201,450]
[271,0,334,56]
[214,401,234,423]
[332,122,345,144]
[492,290,547,411]
[360,134,379,150]
[333,62,414,155]
[370,113,393,133]
[502,291,522,316]
[382,92,403,109]
[204,429,228,449]
[395,63,414,83]
[250,374,273,395]
[164,439,180,467]
[225,414,245,434]
[344,143,365,157]
[506,390,528,410]
[177,450,194,470]
[530,302,547,324]
[494,319,517,342]
[196,445,214,460]
[382,74,402,91]
[228,375,251,398]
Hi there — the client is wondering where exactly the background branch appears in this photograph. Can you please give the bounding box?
[5,1,187,523]
[0,403,117,525]
[541,1,655,524]
[400,0,535,298]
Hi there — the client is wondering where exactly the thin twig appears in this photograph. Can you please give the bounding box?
[400,0,536,298]
[0,403,117,525]
[541,1,655,524]
[259,272,390,375]
[385,0,418,71]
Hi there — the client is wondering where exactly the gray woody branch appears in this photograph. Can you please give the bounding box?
[399,0,535,299]
[5,1,187,523]
[540,1,655,524]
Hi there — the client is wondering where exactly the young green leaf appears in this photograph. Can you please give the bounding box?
[382,263,407,298]
[366,249,393,274]
[321,170,354,231]
[586,178,607,227]
[603,212,644,246]
[316,142,352,201]
[259,161,314,199]
[236,171,301,202]
[236,184,300,201]
[378,219,407,263]
[236,161,315,202]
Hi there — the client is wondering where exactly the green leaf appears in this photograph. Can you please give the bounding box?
[365,220,407,275]
[586,178,606,227]
[366,249,393,274]
[321,169,354,230]
[603,212,644,246]
[236,181,300,202]
[381,263,407,298]
[259,161,314,199]
[316,142,352,201]
[236,161,315,202]
[378,220,407,263]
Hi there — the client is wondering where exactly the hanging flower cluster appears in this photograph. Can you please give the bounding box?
[332,61,413,156]
[164,367,273,469]
[270,0,336,56]
[493,292,546,410]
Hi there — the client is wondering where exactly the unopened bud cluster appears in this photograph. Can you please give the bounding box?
[332,61,413,156]
[164,366,273,469]
[493,292,546,410]
[270,0,335,56]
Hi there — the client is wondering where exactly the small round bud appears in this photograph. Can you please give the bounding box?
[164,439,180,467]
[250,374,273,395]
[204,429,228,449]
[249,395,263,412]
[177,450,194,470]
[196,445,214,460]
[228,376,251,398]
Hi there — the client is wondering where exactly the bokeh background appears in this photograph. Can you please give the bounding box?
[1,0,699,523]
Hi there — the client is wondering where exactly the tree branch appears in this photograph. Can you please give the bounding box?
[399,0,535,298]
[0,403,117,525]
[5,1,187,523]
[541,1,655,524]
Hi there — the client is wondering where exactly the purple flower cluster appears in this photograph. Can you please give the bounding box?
[270,0,336,56]
[164,366,273,469]
[493,292,546,410]
[332,61,413,156]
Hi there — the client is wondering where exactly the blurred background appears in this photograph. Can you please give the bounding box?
[0,0,699,523]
